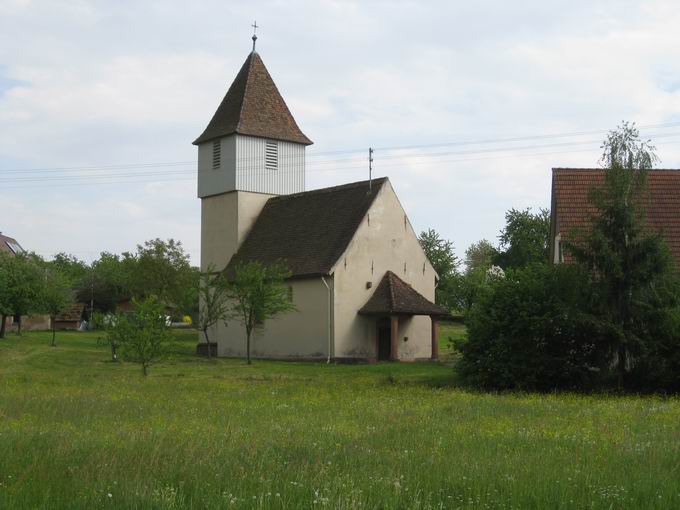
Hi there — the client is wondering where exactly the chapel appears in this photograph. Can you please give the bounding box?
[195,42,446,361]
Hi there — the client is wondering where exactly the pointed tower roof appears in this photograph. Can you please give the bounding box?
[193,52,313,146]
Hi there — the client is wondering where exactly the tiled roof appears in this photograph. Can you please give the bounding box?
[359,271,448,316]
[225,178,388,278]
[0,233,24,255]
[552,168,680,266]
[193,51,312,146]
[55,303,85,322]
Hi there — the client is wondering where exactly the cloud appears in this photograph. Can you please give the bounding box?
[1,0,680,264]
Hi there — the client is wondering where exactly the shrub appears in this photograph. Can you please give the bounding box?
[458,264,604,391]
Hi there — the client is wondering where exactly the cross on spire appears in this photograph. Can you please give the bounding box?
[251,21,258,52]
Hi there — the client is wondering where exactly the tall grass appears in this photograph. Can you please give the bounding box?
[0,330,678,509]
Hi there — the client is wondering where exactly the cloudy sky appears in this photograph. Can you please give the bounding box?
[2,0,680,265]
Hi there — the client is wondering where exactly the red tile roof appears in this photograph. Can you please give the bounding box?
[193,51,312,146]
[359,271,448,317]
[551,168,680,266]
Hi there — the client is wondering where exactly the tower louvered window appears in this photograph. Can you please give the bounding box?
[212,140,221,170]
[265,140,278,171]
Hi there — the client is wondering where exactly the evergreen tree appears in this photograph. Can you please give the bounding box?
[567,122,677,389]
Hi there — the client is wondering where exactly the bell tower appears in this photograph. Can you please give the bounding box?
[195,44,312,271]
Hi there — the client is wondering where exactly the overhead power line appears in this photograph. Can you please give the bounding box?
[2,123,680,190]
[4,138,680,190]
[3,120,680,176]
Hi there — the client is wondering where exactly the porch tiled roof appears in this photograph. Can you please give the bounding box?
[359,271,448,316]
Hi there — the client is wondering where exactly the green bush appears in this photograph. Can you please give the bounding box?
[458,264,604,391]
[625,276,680,393]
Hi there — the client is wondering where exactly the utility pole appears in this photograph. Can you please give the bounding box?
[368,147,374,192]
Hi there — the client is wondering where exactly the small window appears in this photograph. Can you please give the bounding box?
[212,140,221,170]
[265,140,278,171]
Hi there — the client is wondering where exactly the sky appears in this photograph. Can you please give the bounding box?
[2,0,680,265]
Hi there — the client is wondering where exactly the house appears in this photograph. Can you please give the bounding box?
[53,303,86,330]
[0,232,24,255]
[0,231,51,332]
[196,45,447,362]
[549,168,680,267]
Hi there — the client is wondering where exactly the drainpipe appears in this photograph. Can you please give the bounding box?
[321,276,332,363]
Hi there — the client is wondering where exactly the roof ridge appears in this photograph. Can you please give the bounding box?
[235,52,256,133]
[386,271,397,310]
[269,177,388,202]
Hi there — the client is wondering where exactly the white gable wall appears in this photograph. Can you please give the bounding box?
[331,180,437,360]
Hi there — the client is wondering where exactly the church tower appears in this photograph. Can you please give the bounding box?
[195,46,313,271]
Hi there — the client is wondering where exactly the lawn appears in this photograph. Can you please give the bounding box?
[0,329,679,509]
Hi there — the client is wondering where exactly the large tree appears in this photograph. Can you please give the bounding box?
[128,239,192,305]
[0,252,44,336]
[458,240,498,315]
[79,252,133,312]
[464,239,496,274]
[418,229,461,311]
[0,252,13,338]
[567,122,676,389]
[495,208,550,269]
[226,261,295,365]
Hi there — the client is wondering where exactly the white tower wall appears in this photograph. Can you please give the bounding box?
[198,134,305,198]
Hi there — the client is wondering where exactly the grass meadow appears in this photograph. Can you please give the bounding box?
[0,326,679,509]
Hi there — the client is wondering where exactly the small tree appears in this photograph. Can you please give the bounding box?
[196,264,230,359]
[99,312,124,361]
[116,298,172,375]
[226,261,295,364]
[41,268,73,347]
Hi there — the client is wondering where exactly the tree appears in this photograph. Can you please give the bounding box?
[494,208,550,269]
[128,239,195,316]
[113,297,173,376]
[41,268,73,347]
[418,229,461,311]
[0,252,12,339]
[0,252,44,336]
[457,239,498,315]
[464,239,496,274]
[566,121,675,389]
[80,252,133,312]
[99,312,124,362]
[49,253,90,287]
[226,261,295,364]
[196,265,230,359]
